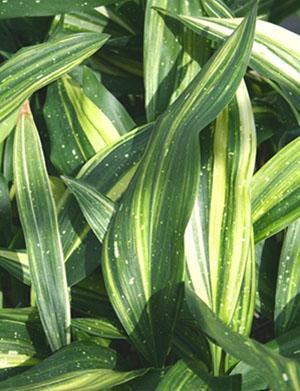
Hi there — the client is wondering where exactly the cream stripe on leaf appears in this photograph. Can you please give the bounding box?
[162,8,300,115]
[13,102,70,352]
[252,137,300,243]
[275,219,300,336]
[103,9,256,366]
[0,32,109,142]
[44,70,129,175]
[144,0,209,121]
[0,125,154,288]
[185,80,256,374]
[0,342,147,391]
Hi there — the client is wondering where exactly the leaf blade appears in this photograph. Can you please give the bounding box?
[0,32,109,135]
[103,8,256,366]
[13,103,70,351]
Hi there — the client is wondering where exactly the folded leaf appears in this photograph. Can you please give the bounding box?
[144,0,207,121]
[44,74,120,175]
[57,123,153,284]
[164,11,300,115]
[14,103,70,351]
[0,32,109,139]
[0,320,47,377]
[0,342,147,390]
[103,8,256,366]
[186,287,300,391]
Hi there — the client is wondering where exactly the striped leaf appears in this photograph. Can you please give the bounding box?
[57,124,153,283]
[0,307,38,323]
[0,1,116,19]
[144,0,208,121]
[231,326,300,390]
[0,342,147,391]
[13,103,70,351]
[185,80,256,373]
[52,7,136,37]
[71,317,125,339]
[103,9,256,366]
[164,10,300,114]
[62,177,115,243]
[0,126,152,288]
[0,32,109,140]
[44,75,119,175]
[156,359,240,390]
[0,320,47,379]
[0,110,18,144]
[252,137,300,242]
[44,66,135,175]
[82,66,135,136]
[186,287,300,391]
[201,0,232,18]
[0,249,30,285]
[275,219,300,335]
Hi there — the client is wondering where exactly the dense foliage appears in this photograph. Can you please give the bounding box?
[0,0,299,389]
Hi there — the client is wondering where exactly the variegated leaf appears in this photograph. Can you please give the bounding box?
[0,32,109,141]
[13,102,70,351]
[103,9,256,366]
[275,219,300,335]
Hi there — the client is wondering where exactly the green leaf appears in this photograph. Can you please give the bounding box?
[0,320,47,378]
[0,307,38,323]
[165,11,300,115]
[0,342,148,390]
[173,318,211,369]
[231,327,300,391]
[82,66,136,135]
[52,8,136,37]
[183,34,256,368]
[13,103,70,351]
[71,284,115,320]
[57,123,153,284]
[103,8,256,366]
[144,0,208,121]
[0,1,117,19]
[72,317,125,339]
[156,359,240,390]
[186,287,300,391]
[44,66,135,176]
[62,177,115,243]
[252,137,300,242]
[185,81,256,336]
[0,249,30,285]
[0,174,12,246]
[0,32,109,136]
[275,219,300,335]
[44,75,119,175]
[0,125,152,288]
[0,110,18,144]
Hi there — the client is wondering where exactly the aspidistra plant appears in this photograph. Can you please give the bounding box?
[0,0,299,390]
